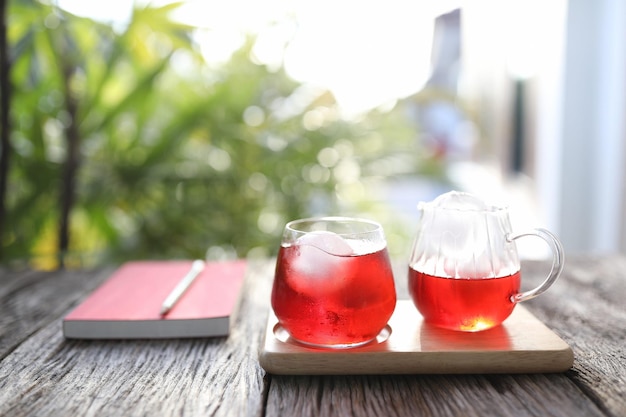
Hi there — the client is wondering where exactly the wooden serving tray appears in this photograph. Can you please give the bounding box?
[259,300,573,375]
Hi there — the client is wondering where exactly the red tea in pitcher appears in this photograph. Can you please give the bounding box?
[408,266,520,331]
[272,244,396,347]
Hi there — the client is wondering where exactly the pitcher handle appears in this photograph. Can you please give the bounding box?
[507,228,565,303]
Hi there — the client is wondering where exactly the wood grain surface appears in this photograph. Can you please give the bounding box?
[0,255,624,417]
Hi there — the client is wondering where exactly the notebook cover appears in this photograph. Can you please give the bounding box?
[63,260,247,339]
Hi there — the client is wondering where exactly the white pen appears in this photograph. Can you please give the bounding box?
[160,260,205,317]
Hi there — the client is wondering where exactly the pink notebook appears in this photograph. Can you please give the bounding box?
[63,260,246,339]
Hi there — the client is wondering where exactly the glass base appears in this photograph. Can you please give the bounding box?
[273,323,391,349]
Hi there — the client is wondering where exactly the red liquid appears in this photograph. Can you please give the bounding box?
[272,245,396,347]
[408,267,520,331]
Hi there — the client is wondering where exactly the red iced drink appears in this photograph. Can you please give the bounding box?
[272,230,396,348]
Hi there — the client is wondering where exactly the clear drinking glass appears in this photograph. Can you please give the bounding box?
[408,191,564,332]
[271,217,397,348]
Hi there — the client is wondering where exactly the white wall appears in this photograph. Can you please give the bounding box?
[461,0,626,255]
[541,0,626,254]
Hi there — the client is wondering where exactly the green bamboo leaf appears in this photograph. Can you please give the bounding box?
[83,53,173,136]
[75,24,124,123]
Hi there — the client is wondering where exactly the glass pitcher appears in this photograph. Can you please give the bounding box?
[408,191,564,331]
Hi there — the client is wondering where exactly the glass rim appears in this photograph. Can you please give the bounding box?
[284,216,382,236]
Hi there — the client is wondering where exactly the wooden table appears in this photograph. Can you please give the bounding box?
[1,255,624,417]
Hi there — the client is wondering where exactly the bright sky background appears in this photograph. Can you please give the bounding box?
[57,0,461,116]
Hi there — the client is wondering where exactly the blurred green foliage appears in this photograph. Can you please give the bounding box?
[2,1,443,269]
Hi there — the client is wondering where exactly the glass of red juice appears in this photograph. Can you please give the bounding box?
[271,217,397,348]
[408,191,564,332]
